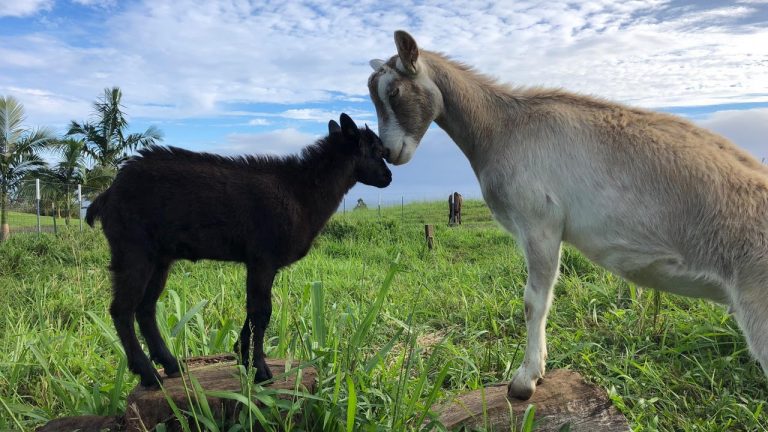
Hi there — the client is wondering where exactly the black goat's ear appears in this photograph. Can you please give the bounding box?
[328,119,341,135]
[339,113,359,140]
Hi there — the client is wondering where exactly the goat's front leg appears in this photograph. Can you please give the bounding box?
[237,262,276,383]
[508,226,563,400]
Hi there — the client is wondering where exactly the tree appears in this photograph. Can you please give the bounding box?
[67,87,163,171]
[0,96,55,241]
[35,139,88,225]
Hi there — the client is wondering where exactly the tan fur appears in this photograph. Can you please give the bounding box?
[368,31,768,400]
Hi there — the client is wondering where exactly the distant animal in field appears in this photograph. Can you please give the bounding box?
[449,192,463,225]
[368,30,768,400]
[86,114,392,388]
[354,198,368,210]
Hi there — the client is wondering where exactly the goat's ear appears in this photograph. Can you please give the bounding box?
[339,113,359,141]
[394,30,419,75]
[369,59,385,70]
[328,119,341,135]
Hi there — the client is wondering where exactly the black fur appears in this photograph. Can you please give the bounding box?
[87,114,391,387]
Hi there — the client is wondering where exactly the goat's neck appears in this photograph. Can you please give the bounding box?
[296,156,355,232]
[428,55,522,171]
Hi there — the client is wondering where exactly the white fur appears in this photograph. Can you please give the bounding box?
[370,59,443,165]
[374,67,409,164]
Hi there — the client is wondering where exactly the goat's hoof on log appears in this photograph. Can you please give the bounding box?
[254,362,273,382]
[507,384,534,401]
[125,354,317,432]
[138,369,163,389]
[434,369,630,432]
[507,372,537,400]
[161,360,184,378]
[164,369,182,378]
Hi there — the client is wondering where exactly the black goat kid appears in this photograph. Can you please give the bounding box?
[86,114,392,387]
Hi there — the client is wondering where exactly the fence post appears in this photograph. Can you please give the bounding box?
[424,224,435,250]
[35,178,41,236]
[401,196,404,221]
[52,201,58,235]
[378,194,381,218]
[78,184,83,232]
[343,197,346,215]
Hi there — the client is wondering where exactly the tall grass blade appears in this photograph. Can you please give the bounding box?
[310,281,326,348]
[350,254,400,350]
[521,404,536,432]
[364,327,404,373]
[108,355,127,414]
[346,376,357,432]
[171,299,209,337]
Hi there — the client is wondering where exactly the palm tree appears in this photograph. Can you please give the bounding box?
[36,139,88,225]
[67,87,163,171]
[0,96,55,241]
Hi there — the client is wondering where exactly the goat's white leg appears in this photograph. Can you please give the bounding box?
[508,228,563,400]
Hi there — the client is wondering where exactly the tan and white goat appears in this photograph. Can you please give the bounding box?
[368,30,768,400]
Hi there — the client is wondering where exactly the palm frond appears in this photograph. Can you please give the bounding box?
[1,96,29,155]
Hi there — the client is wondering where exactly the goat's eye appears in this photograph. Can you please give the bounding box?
[389,86,400,99]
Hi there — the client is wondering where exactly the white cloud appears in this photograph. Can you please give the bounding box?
[279,109,341,122]
[247,118,270,126]
[277,108,374,123]
[72,0,116,6]
[696,108,768,161]
[219,128,320,155]
[0,0,52,17]
[0,86,90,129]
[1,0,767,126]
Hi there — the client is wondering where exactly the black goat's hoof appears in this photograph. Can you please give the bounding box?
[253,362,273,383]
[163,360,185,378]
[139,370,163,389]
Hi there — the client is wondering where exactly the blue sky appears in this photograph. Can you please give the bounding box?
[1,0,767,205]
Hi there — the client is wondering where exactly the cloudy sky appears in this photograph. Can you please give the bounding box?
[1,0,767,204]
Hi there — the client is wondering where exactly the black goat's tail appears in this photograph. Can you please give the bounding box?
[85,189,109,227]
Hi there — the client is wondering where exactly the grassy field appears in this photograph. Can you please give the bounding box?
[4,211,72,229]
[0,200,766,431]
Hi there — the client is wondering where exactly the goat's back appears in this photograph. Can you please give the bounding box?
[96,147,304,263]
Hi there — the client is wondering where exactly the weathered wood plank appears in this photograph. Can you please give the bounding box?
[35,415,122,432]
[124,354,316,432]
[433,369,629,431]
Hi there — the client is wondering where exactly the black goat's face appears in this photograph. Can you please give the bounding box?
[355,125,392,188]
[332,113,392,188]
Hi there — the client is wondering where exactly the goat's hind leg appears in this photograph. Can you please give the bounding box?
[136,261,182,378]
[237,261,276,383]
[110,253,160,388]
[731,266,768,378]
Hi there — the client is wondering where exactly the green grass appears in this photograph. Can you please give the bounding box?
[0,200,766,431]
[4,211,74,228]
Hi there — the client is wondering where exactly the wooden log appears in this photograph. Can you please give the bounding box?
[425,224,435,249]
[124,354,317,432]
[36,415,122,432]
[432,369,629,432]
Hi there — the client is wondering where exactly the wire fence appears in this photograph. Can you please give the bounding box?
[2,179,490,239]
[3,179,102,236]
